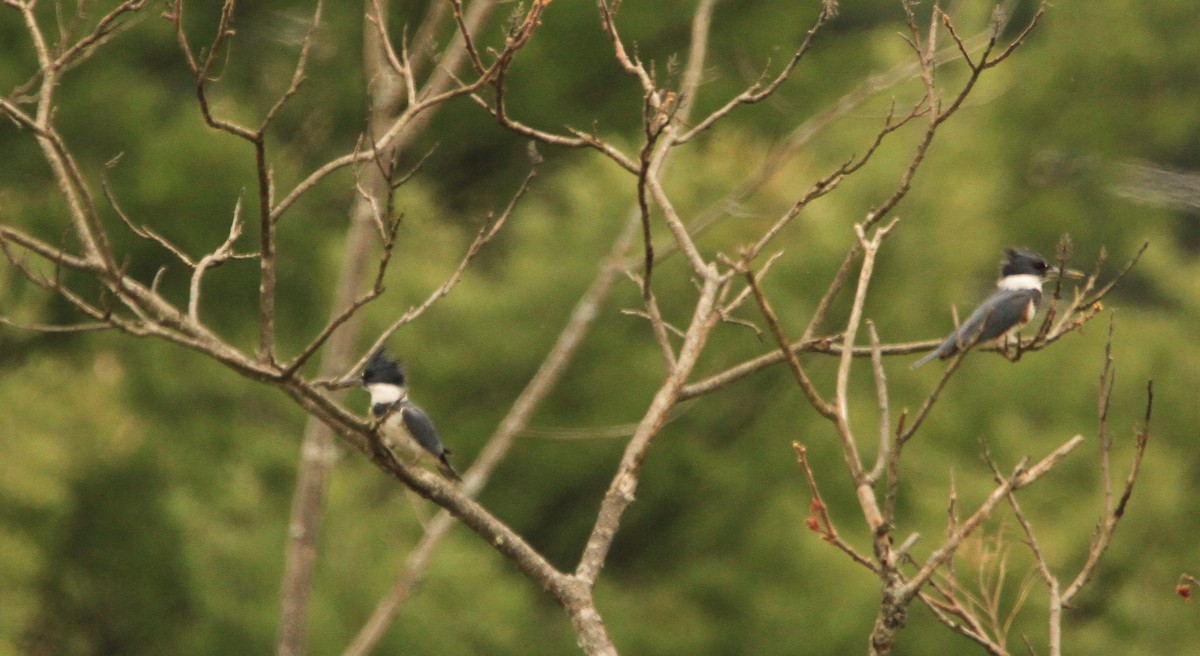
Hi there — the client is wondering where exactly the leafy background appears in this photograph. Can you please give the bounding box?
[1,1,1197,654]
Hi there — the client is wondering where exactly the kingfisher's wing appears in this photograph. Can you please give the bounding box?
[399,402,446,457]
[400,402,462,481]
[912,288,1040,369]
[963,288,1040,343]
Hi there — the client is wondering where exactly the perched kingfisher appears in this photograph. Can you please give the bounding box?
[360,350,462,481]
[912,247,1079,369]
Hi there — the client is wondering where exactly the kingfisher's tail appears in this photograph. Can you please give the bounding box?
[911,344,947,369]
[437,452,463,482]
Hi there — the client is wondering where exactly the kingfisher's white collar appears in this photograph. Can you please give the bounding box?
[366,382,406,405]
[998,274,1043,291]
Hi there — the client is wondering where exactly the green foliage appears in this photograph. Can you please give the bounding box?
[3,0,1200,654]
[26,450,194,656]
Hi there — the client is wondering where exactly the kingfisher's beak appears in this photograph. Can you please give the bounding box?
[336,377,364,390]
[1051,266,1086,280]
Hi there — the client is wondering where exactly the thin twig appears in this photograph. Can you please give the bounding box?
[904,435,1084,596]
[345,170,535,383]
[673,2,836,145]
[259,0,323,132]
[740,259,834,419]
[575,275,723,587]
[794,442,879,571]
[188,193,245,324]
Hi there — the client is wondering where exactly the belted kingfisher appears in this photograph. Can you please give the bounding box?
[360,350,462,481]
[912,247,1078,369]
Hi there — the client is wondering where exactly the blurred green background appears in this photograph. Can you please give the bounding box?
[1,1,1197,654]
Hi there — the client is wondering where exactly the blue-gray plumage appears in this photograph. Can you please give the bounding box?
[912,248,1052,369]
[361,350,462,481]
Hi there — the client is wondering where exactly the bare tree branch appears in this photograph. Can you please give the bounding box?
[576,274,724,588]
